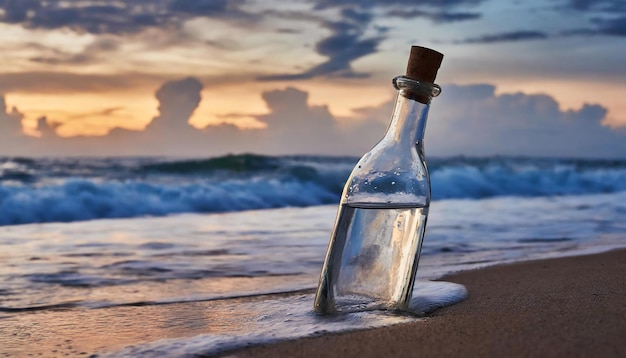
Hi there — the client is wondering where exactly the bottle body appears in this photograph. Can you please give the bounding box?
[314,76,438,314]
[315,203,428,313]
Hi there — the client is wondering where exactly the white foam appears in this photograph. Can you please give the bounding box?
[102,281,467,357]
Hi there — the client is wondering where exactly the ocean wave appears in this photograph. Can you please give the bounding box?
[430,162,626,198]
[0,177,340,225]
[1,154,626,225]
[141,154,281,174]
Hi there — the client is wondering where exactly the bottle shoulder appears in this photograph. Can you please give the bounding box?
[343,143,430,206]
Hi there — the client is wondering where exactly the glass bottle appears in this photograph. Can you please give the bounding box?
[314,46,443,314]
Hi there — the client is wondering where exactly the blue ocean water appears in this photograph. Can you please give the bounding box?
[1,154,625,356]
[2,155,626,226]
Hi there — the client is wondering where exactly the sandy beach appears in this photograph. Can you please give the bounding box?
[232,249,626,358]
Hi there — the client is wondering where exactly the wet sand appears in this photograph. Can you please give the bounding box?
[232,249,626,358]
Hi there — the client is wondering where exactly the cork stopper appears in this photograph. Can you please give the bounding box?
[406,46,443,84]
[403,46,443,103]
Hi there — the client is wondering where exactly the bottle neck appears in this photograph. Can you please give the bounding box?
[384,92,431,148]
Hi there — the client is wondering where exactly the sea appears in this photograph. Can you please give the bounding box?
[1,154,626,356]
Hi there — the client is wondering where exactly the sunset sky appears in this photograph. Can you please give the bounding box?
[0,0,625,157]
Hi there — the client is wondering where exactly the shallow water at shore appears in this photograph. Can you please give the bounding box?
[2,191,625,311]
[2,190,626,355]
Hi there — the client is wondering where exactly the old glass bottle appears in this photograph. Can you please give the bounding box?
[314,46,443,314]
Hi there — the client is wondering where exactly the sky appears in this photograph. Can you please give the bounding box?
[0,0,625,158]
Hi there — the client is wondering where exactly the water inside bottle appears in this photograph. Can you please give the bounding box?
[324,202,429,312]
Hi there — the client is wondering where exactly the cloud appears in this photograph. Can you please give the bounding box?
[144,77,203,135]
[426,84,625,158]
[312,0,484,9]
[556,0,626,37]
[332,83,626,158]
[562,0,626,12]
[168,0,238,14]
[455,30,548,44]
[202,86,383,155]
[385,9,481,22]
[9,77,206,156]
[28,35,122,65]
[443,0,625,44]
[458,19,625,44]
[258,8,383,81]
[104,77,208,155]
[0,71,249,95]
[276,28,300,34]
[1,1,149,34]
[252,88,343,152]
[0,95,27,153]
[130,80,384,155]
[0,0,253,35]
[2,78,625,158]
[0,77,385,156]
[565,16,626,37]
[0,72,155,94]
[591,16,626,36]
[0,0,481,83]
[259,0,483,81]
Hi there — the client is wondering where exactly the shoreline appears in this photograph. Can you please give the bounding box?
[2,249,625,357]
[231,248,626,357]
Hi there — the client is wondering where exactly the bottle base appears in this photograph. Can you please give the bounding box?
[315,294,423,316]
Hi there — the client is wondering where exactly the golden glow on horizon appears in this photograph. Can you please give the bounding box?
[6,76,625,139]
[8,80,395,138]
[189,87,269,129]
[6,92,158,137]
[304,81,393,119]
[189,81,393,130]
[1,21,623,138]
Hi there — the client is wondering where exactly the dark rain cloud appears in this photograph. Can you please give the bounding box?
[455,30,548,44]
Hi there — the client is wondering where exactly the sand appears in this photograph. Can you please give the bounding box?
[231,249,626,358]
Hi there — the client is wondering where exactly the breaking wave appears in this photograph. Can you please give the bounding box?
[1,154,625,225]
